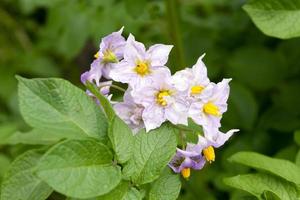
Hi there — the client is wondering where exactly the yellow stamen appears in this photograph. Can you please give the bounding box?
[181,168,191,179]
[102,50,118,63]
[156,90,171,106]
[203,102,220,116]
[191,85,204,95]
[94,52,100,59]
[203,146,215,163]
[134,60,150,76]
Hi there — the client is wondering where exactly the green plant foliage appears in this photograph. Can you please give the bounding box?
[229,151,300,185]
[0,150,53,200]
[149,170,181,200]
[243,0,300,39]
[1,0,300,199]
[36,139,122,198]
[86,82,116,121]
[108,116,134,164]
[224,173,300,199]
[0,129,63,145]
[17,77,108,140]
[123,125,177,185]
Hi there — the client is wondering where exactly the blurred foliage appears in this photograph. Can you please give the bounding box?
[0,0,300,199]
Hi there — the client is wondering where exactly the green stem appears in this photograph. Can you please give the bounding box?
[99,84,126,93]
[165,0,185,71]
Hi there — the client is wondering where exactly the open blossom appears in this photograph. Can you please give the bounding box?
[171,54,214,101]
[189,78,231,129]
[189,127,239,163]
[81,27,126,84]
[169,145,206,178]
[131,71,189,132]
[109,34,173,88]
[114,88,145,134]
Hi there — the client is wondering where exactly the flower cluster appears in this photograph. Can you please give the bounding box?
[81,28,238,178]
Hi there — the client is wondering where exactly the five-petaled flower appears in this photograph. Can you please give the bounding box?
[109,34,173,88]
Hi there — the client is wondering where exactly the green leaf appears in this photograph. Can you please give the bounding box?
[149,170,181,200]
[262,190,281,200]
[243,0,300,39]
[96,181,142,200]
[0,154,10,180]
[17,76,108,140]
[123,124,177,185]
[109,116,134,164]
[224,173,300,199]
[36,139,121,199]
[296,150,300,167]
[67,182,142,200]
[0,150,53,200]
[86,82,115,121]
[0,129,63,145]
[229,151,300,185]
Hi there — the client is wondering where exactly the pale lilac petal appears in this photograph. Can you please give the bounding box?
[165,101,188,125]
[204,127,239,148]
[147,44,173,66]
[189,101,205,126]
[192,54,209,86]
[81,60,103,86]
[142,105,166,132]
[99,27,126,60]
[124,34,146,62]
[171,68,193,92]
[109,61,136,84]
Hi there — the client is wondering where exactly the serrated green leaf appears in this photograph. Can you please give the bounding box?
[67,182,142,200]
[229,151,300,185]
[243,0,300,39]
[224,173,300,199]
[17,76,108,140]
[0,129,63,145]
[36,139,121,199]
[123,124,177,185]
[109,116,134,164]
[0,150,53,200]
[149,170,181,200]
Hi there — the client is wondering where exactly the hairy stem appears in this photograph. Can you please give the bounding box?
[165,0,185,71]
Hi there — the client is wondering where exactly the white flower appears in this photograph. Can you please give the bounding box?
[109,34,173,88]
[189,78,231,128]
[81,27,126,84]
[114,88,145,134]
[131,71,189,132]
[171,54,213,101]
[189,126,239,163]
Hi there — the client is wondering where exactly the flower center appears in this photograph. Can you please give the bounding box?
[94,52,100,59]
[203,146,215,163]
[156,90,171,107]
[181,168,191,179]
[191,85,204,95]
[134,60,150,76]
[102,50,118,63]
[203,102,220,116]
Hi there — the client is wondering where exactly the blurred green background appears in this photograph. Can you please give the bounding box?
[1,0,300,199]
